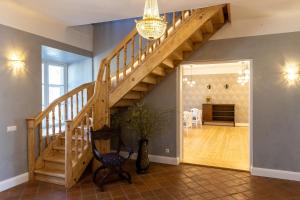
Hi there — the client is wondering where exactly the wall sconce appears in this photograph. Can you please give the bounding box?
[224,84,229,89]
[284,63,300,85]
[8,59,25,70]
[7,51,26,76]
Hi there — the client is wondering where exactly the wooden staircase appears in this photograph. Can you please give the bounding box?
[27,4,230,188]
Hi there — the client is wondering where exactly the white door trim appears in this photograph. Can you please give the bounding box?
[177,59,253,170]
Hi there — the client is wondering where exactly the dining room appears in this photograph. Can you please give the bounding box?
[181,61,251,171]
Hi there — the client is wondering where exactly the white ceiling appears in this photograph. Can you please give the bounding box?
[8,0,300,26]
[182,61,251,75]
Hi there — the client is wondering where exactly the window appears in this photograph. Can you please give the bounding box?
[42,62,67,109]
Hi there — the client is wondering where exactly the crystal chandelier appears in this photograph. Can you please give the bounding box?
[136,0,167,40]
[183,66,196,87]
[237,63,250,85]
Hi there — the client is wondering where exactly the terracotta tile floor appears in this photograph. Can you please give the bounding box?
[1,162,300,200]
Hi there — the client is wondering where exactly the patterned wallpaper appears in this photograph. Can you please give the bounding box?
[183,74,249,123]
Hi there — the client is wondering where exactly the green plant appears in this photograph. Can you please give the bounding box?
[125,102,168,140]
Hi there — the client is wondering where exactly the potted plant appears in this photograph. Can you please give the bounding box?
[125,102,167,174]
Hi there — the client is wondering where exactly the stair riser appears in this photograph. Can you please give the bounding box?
[44,161,65,171]
[35,174,65,186]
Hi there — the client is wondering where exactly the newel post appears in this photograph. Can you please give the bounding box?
[26,118,35,180]
[65,120,73,188]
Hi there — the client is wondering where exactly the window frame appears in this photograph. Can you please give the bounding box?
[42,60,68,109]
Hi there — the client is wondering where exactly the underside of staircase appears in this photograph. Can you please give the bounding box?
[27,4,230,189]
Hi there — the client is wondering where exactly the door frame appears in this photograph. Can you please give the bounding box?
[176,59,253,171]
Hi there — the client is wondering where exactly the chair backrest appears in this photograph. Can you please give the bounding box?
[191,108,199,117]
[90,125,121,160]
[183,111,190,121]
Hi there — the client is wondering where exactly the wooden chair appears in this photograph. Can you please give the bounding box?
[90,126,133,191]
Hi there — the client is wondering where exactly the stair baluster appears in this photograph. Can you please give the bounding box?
[58,103,62,133]
[81,90,84,109]
[81,121,84,153]
[75,129,79,161]
[116,53,120,83]
[131,36,135,72]
[46,114,49,145]
[76,93,79,114]
[123,44,127,78]
[139,35,142,63]
[64,100,68,121]
[52,109,55,138]
[39,123,43,156]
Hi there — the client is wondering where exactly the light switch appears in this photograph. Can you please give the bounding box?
[7,126,17,133]
[165,148,170,154]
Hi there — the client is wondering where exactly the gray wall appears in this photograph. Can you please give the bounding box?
[143,72,177,157]
[94,16,300,172]
[0,24,92,181]
[185,32,300,172]
[93,18,135,80]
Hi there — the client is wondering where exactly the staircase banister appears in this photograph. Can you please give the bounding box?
[70,59,107,130]
[70,96,95,130]
[33,82,95,127]
[106,28,138,62]
[109,5,228,107]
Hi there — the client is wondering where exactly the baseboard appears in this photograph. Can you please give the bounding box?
[0,173,28,192]
[120,151,179,165]
[235,123,249,127]
[251,167,300,181]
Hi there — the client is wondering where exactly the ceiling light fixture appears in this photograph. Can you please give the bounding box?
[237,62,250,86]
[136,0,167,40]
[183,65,196,87]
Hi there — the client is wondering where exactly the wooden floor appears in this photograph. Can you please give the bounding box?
[183,125,249,171]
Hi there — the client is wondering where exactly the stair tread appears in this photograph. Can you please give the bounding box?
[60,135,88,141]
[35,168,65,178]
[53,145,84,152]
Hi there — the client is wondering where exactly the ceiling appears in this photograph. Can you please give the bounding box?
[42,46,90,64]
[182,61,250,75]
[8,0,300,26]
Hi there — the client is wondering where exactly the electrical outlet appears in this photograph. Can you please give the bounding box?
[165,148,170,154]
[7,126,17,133]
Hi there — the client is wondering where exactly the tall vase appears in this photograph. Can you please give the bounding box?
[136,139,150,174]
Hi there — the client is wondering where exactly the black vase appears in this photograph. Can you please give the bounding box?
[136,139,150,174]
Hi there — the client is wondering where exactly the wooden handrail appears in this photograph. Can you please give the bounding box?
[34,82,95,127]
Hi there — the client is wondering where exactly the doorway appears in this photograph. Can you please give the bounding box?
[178,60,252,171]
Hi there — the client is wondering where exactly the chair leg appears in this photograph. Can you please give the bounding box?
[98,168,114,191]
[93,165,105,183]
[119,169,132,184]
[123,171,132,184]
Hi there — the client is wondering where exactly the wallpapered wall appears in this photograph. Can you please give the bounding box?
[183,73,249,123]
